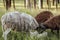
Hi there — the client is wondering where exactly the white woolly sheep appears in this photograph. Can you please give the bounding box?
[1,11,39,40]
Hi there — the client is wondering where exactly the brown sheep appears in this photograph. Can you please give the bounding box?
[36,15,60,38]
[35,11,54,34]
[35,11,53,24]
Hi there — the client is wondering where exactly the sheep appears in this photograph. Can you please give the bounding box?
[35,15,60,38]
[35,11,53,24]
[1,11,39,40]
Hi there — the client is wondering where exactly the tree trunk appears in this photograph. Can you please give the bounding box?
[3,0,5,7]
[38,0,41,9]
[24,0,26,8]
[47,0,49,5]
[56,0,58,9]
[41,0,43,8]
[47,0,51,9]
[6,0,8,10]
[57,0,59,4]
[53,0,55,6]
[26,0,31,8]
[28,0,31,8]
[34,0,36,8]
[26,0,28,8]
[6,0,11,10]
[13,0,15,9]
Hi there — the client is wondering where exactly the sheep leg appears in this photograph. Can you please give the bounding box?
[4,28,11,40]
[2,25,5,37]
[2,25,8,40]
[4,34,7,40]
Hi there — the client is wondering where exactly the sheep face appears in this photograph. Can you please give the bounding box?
[35,23,46,33]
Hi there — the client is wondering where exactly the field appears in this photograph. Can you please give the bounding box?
[0,0,60,40]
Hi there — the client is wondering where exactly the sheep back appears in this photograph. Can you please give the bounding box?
[35,11,53,24]
[43,15,60,30]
